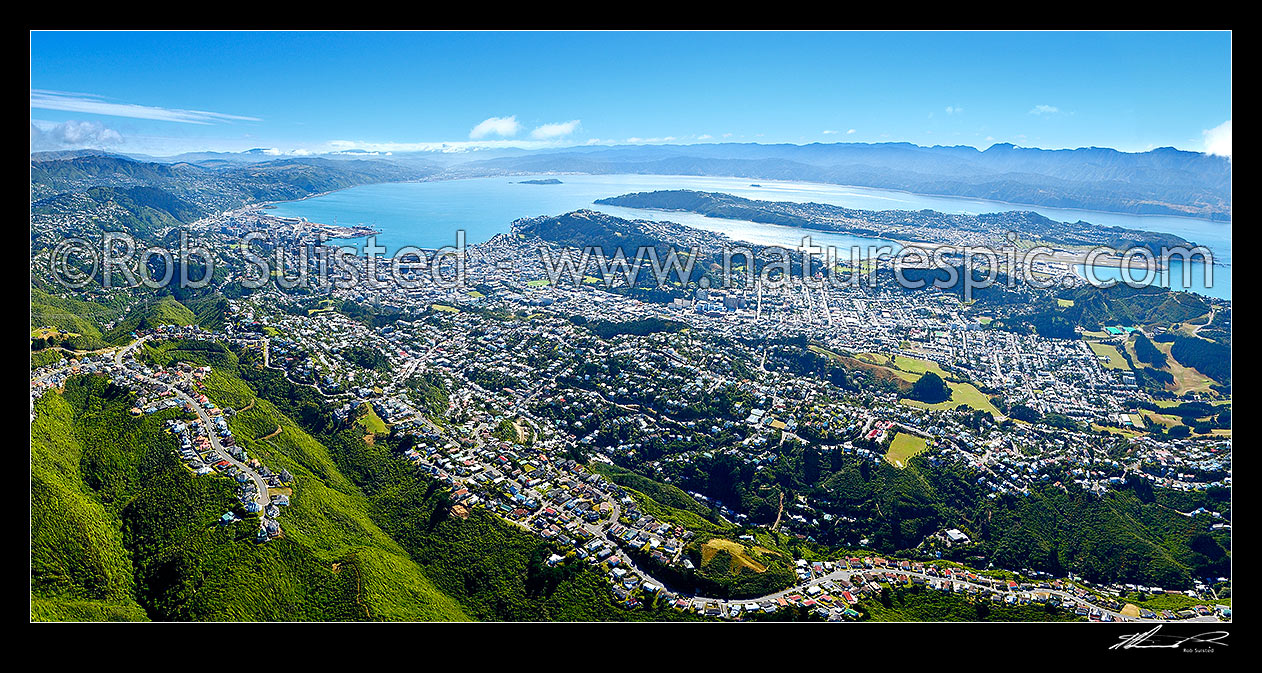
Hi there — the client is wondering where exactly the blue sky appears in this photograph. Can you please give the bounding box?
[30,31,1232,157]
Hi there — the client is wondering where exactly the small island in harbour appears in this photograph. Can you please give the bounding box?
[518,178,563,185]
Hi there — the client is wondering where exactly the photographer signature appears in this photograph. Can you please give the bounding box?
[1110,625,1229,650]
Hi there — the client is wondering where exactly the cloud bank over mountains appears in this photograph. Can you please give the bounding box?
[1203,120,1232,159]
[30,120,124,151]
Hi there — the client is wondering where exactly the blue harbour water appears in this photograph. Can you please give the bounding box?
[268,174,1231,301]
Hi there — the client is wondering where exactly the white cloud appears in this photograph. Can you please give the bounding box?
[847,129,856,135]
[529,119,581,140]
[945,106,963,115]
[469,116,521,139]
[30,120,124,150]
[252,147,314,156]
[1029,104,1060,116]
[822,129,838,135]
[697,134,713,140]
[1203,120,1231,158]
[30,89,259,125]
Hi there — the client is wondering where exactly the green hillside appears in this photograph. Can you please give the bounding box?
[30,373,469,622]
[30,287,118,340]
[33,338,700,621]
[203,354,698,621]
[591,462,730,534]
[859,585,1080,622]
[103,297,198,343]
[31,385,144,620]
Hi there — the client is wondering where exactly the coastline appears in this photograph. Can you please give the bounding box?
[239,202,382,239]
[257,173,1230,295]
[259,171,1234,228]
[600,202,1207,273]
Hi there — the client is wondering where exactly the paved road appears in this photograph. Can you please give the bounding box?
[418,415,1211,624]
[114,334,152,366]
[683,563,1222,623]
[170,382,271,511]
[81,337,1221,624]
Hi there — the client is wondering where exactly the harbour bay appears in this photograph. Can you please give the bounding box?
[268,174,1231,300]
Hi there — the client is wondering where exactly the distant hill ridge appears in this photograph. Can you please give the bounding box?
[462,142,1230,221]
[31,140,1232,221]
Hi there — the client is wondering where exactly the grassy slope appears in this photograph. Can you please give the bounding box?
[358,406,388,434]
[900,380,1001,417]
[198,370,469,621]
[885,432,929,468]
[31,373,469,622]
[30,287,115,338]
[205,360,706,622]
[590,463,713,516]
[103,297,197,344]
[30,390,145,620]
[201,362,702,621]
[1087,340,1130,370]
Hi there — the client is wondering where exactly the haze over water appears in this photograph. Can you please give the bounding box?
[268,174,1231,300]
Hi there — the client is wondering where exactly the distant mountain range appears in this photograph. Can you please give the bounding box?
[451,142,1231,221]
[30,140,1232,221]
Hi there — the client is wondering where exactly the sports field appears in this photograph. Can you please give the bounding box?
[885,432,930,468]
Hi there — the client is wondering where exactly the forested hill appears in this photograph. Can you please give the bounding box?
[511,209,701,252]
[30,154,434,242]
[31,153,430,204]
[30,346,698,622]
[595,189,1198,251]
